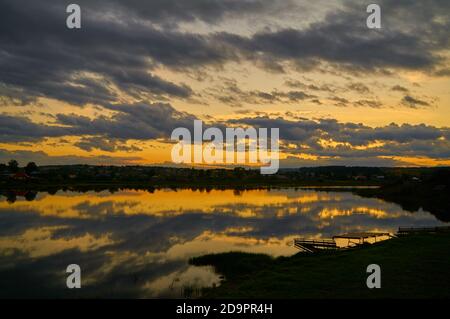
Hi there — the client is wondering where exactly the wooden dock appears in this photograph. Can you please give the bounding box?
[333,232,393,247]
[293,238,337,253]
[397,226,450,236]
[292,226,450,253]
[293,232,393,252]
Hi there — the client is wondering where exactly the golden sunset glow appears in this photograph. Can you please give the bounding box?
[1,0,450,301]
[0,0,449,168]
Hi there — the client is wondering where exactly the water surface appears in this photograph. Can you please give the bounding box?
[0,188,445,298]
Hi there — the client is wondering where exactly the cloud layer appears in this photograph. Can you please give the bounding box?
[0,0,449,166]
[1,104,449,165]
[1,0,449,106]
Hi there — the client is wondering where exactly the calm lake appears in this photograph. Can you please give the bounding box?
[0,188,446,298]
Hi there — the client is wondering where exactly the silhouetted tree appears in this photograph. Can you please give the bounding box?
[25,162,38,175]
[6,192,17,204]
[24,191,37,201]
[8,160,19,173]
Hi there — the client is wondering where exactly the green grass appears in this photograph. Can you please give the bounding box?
[190,233,450,298]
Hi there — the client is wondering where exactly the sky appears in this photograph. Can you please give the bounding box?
[0,0,449,167]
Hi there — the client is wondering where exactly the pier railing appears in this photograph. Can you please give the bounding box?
[398,226,450,236]
[293,238,337,252]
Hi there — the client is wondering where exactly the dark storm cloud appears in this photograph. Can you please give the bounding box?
[74,136,142,153]
[0,0,227,106]
[214,89,316,107]
[329,96,351,107]
[217,0,450,73]
[434,68,450,77]
[0,102,197,143]
[1,104,449,163]
[347,82,371,94]
[0,114,67,142]
[56,102,198,140]
[290,139,450,159]
[0,149,142,165]
[352,99,382,108]
[0,85,38,107]
[227,116,450,159]
[284,79,336,93]
[232,117,447,144]
[208,79,317,107]
[391,85,410,93]
[401,95,431,108]
[1,0,449,108]
[95,0,287,25]
[0,0,449,164]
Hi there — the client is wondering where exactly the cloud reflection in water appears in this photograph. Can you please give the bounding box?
[0,188,444,298]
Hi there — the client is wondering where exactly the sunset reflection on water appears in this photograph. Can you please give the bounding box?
[0,188,445,298]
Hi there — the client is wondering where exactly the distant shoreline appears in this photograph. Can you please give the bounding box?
[0,180,382,190]
[1,165,449,221]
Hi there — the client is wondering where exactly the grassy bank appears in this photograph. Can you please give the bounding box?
[190,233,450,298]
